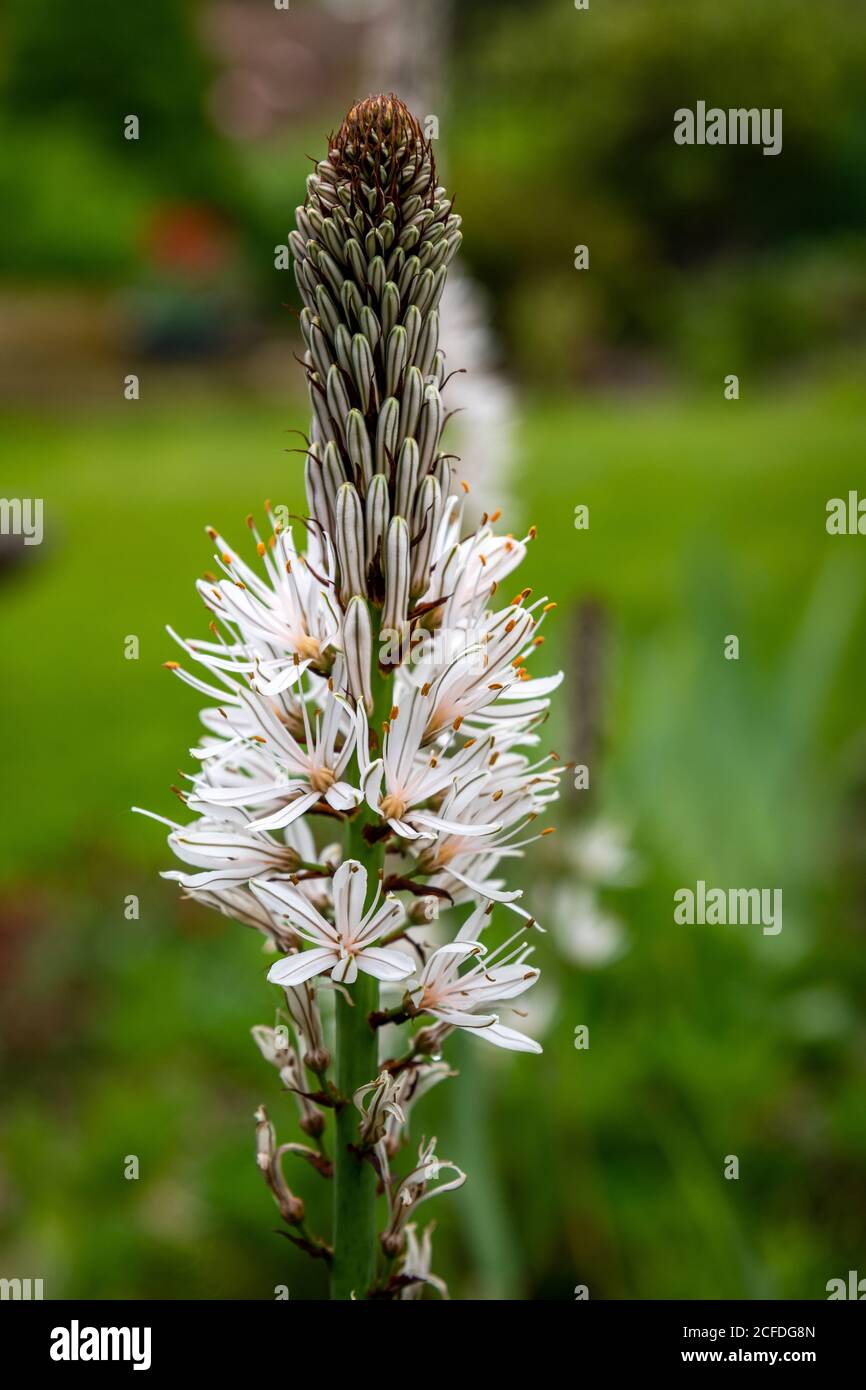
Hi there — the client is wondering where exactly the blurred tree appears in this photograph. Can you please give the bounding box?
[450,0,866,383]
[3,0,228,201]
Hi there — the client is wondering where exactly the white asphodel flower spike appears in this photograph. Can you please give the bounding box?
[252,859,414,986]
[139,93,564,1300]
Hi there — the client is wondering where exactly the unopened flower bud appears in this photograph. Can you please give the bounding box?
[254,1105,305,1226]
[343,596,373,714]
[335,483,366,604]
[381,516,410,652]
[304,1045,332,1074]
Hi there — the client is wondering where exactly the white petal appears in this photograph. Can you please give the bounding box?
[468,963,540,1001]
[267,947,336,986]
[475,1020,542,1053]
[358,947,415,981]
[362,761,384,813]
[251,877,337,944]
[250,789,320,832]
[420,940,484,985]
[354,895,404,945]
[331,859,368,937]
[330,954,359,984]
[430,1006,498,1029]
[410,810,500,837]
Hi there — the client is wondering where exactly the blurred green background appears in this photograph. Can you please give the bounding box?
[1,0,865,1300]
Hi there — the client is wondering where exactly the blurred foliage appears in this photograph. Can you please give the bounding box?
[1,0,864,374]
[0,123,149,281]
[0,0,308,310]
[3,0,227,201]
[450,0,866,382]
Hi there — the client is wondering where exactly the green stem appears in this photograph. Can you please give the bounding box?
[331,971,380,1298]
[330,666,391,1300]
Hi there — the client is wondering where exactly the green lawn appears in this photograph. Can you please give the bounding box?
[2,399,309,879]
[3,384,866,1301]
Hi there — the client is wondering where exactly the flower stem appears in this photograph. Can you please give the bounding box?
[330,669,392,1300]
[331,970,380,1298]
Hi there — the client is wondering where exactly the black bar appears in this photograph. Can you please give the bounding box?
[3,1298,863,1374]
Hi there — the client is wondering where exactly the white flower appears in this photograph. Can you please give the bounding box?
[190,683,360,831]
[353,1071,408,1147]
[381,1138,466,1256]
[162,818,301,891]
[198,518,340,678]
[413,773,555,919]
[423,527,528,631]
[251,1025,323,1134]
[253,859,414,986]
[356,686,500,841]
[417,599,561,739]
[398,1222,449,1300]
[553,885,627,968]
[568,820,640,886]
[411,907,542,1053]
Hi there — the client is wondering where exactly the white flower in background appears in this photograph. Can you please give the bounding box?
[253,859,414,986]
[552,885,627,969]
[568,819,639,887]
